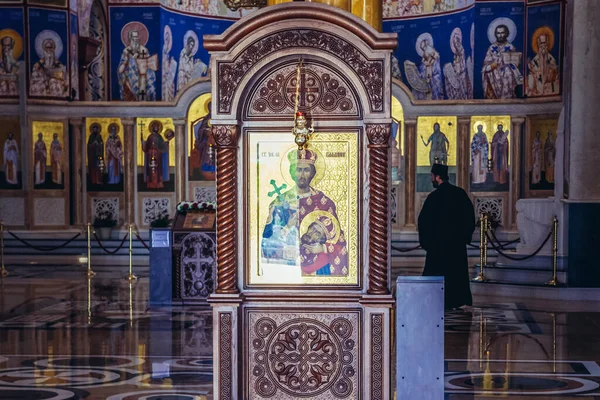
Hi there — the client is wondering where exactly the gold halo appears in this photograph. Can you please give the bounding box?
[0,29,23,60]
[148,120,163,134]
[532,26,555,54]
[89,122,102,132]
[472,120,487,135]
[108,123,120,134]
[280,145,326,188]
[299,210,341,244]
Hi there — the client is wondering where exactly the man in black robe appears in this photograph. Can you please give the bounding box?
[418,163,475,310]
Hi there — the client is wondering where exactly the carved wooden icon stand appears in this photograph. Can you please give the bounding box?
[206,3,396,398]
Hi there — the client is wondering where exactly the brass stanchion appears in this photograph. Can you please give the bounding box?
[1,221,8,278]
[546,216,559,286]
[473,213,488,282]
[127,224,137,281]
[86,223,96,278]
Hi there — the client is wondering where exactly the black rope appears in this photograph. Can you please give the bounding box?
[489,229,520,250]
[486,230,552,261]
[135,232,150,251]
[391,244,421,253]
[7,231,83,252]
[93,232,129,255]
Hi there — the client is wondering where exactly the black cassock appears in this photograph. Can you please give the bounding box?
[418,181,475,309]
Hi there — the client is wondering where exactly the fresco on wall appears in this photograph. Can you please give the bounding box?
[474,1,525,99]
[161,9,234,101]
[70,13,78,100]
[28,8,69,98]
[525,1,561,97]
[383,6,474,100]
[110,6,160,101]
[86,118,125,192]
[161,0,252,19]
[0,8,24,98]
[383,0,475,19]
[32,121,66,190]
[187,93,214,181]
[28,0,67,7]
[136,117,175,192]
[0,118,21,190]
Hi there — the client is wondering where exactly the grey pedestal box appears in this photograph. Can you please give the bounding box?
[396,276,444,400]
[149,228,172,307]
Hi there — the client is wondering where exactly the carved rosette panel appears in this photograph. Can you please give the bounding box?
[248,311,359,399]
[212,125,239,294]
[179,232,216,300]
[218,29,383,114]
[366,124,391,295]
[193,187,217,204]
[371,314,383,400]
[247,63,358,118]
[92,197,119,222]
[219,312,233,400]
[142,197,170,225]
[475,197,504,226]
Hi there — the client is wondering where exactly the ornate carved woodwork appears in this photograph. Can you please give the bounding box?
[366,123,391,295]
[219,312,233,400]
[246,62,360,119]
[212,125,239,294]
[371,313,384,400]
[214,29,385,115]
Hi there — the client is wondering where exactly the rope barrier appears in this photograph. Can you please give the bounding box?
[134,232,150,251]
[7,231,83,252]
[486,230,552,261]
[489,229,521,250]
[93,232,129,255]
[391,244,421,253]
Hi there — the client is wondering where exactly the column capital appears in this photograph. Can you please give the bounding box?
[511,116,526,125]
[212,125,238,148]
[121,118,135,126]
[365,123,391,147]
[404,118,417,125]
[68,117,84,127]
[173,119,186,126]
[457,116,471,125]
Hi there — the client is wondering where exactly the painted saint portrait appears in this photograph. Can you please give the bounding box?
[0,118,20,189]
[86,119,124,191]
[444,27,471,100]
[30,30,69,98]
[162,25,177,102]
[526,118,557,194]
[526,26,559,97]
[138,118,175,192]
[404,32,444,100]
[177,30,207,92]
[118,21,157,101]
[32,121,65,190]
[470,116,510,192]
[482,18,523,99]
[248,133,358,285]
[416,117,456,192]
[0,29,22,97]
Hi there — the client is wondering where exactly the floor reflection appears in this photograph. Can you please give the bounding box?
[1,268,599,399]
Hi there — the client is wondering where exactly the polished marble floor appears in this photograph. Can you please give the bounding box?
[0,266,599,399]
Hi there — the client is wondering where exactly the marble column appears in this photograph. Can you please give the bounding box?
[69,118,84,226]
[510,117,525,230]
[565,0,600,287]
[122,118,135,225]
[173,119,186,204]
[403,118,416,230]
[457,117,471,191]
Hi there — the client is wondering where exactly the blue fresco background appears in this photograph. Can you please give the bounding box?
[70,12,78,99]
[109,5,161,101]
[525,1,562,96]
[28,8,69,95]
[161,8,234,100]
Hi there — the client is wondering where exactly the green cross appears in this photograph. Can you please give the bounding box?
[268,179,287,201]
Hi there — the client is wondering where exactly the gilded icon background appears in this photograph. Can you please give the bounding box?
[416,116,457,192]
[136,117,175,192]
[32,121,65,190]
[187,93,214,181]
[248,133,358,286]
[470,115,511,192]
[86,118,124,192]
